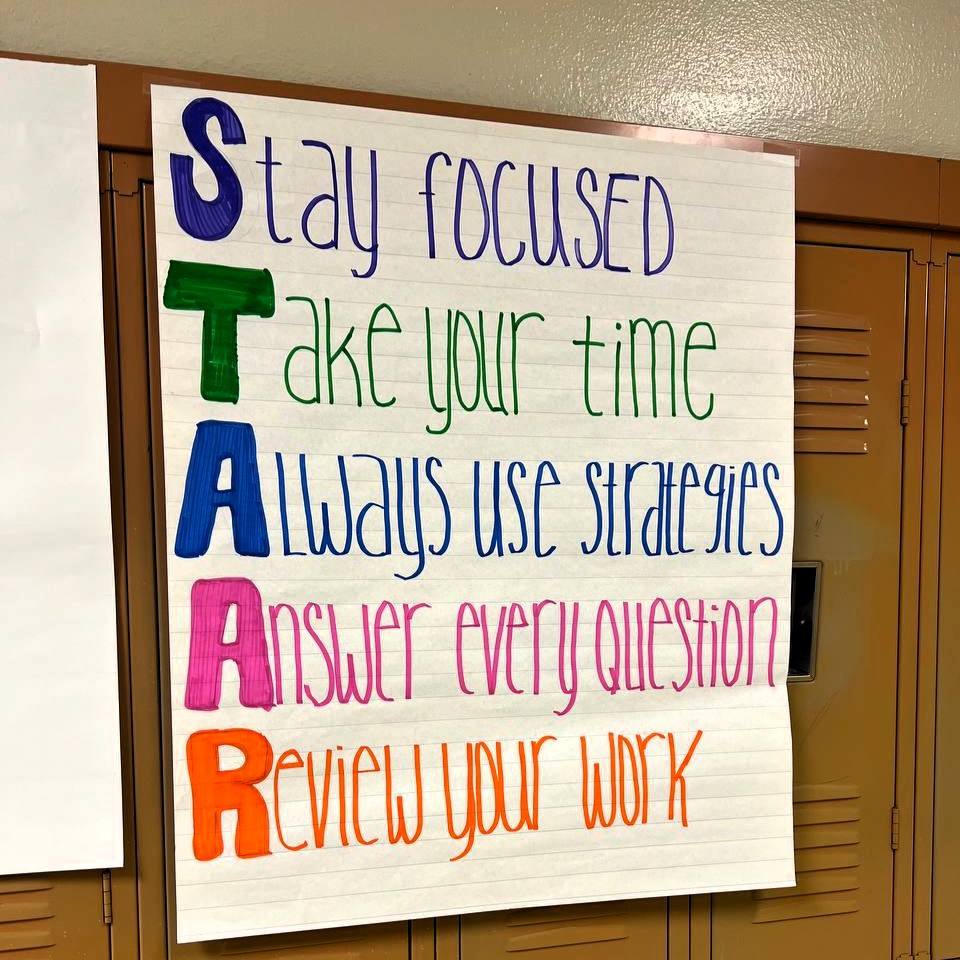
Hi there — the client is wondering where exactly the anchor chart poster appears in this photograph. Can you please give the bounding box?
[151,85,796,943]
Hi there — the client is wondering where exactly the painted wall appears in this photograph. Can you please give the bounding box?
[3,0,960,158]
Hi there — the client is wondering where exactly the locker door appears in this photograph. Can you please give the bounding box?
[0,873,110,959]
[932,242,960,960]
[107,152,410,960]
[709,225,923,960]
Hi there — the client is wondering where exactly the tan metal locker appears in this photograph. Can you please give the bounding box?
[932,241,960,960]
[104,165,932,960]
[709,225,926,960]
[0,873,111,959]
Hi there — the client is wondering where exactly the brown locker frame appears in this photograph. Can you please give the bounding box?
[5,47,958,960]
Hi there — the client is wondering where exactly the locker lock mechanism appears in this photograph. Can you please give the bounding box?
[788,562,821,681]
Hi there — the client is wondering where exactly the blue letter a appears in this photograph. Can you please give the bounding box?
[175,420,270,558]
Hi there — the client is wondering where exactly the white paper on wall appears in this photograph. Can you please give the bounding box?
[0,58,123,874]
[151,84,796,943]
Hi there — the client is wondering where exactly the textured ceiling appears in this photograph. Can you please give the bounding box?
[3,0,960,157]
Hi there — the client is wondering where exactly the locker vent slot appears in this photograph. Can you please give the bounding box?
[794,310,871,455]
[752,782,861,923]
[0,877,55,956]
[218,936,361,958]
[217,929,372,958]
[213,920,408,958]
[501,903,631,952]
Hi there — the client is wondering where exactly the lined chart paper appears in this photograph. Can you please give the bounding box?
[151,84,796,943]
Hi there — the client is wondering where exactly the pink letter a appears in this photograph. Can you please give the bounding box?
[185,577,274,710]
